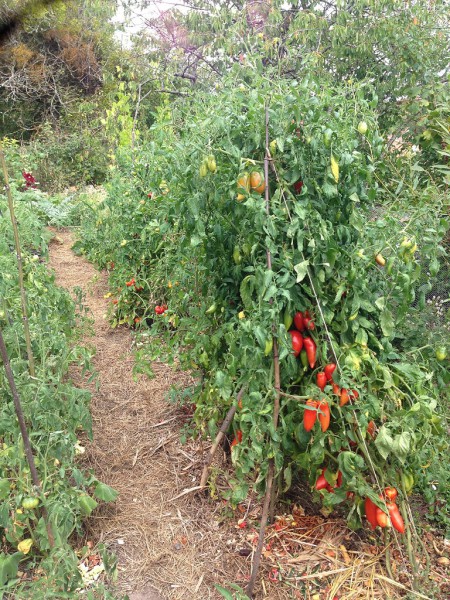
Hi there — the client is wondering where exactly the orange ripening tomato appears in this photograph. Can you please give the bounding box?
[318,401,330,432]
[303,400,318,432]
[231,430,243,447]
[367,420,376,439]
[249,171,265,194]
[332,382,341,396]
[384,487,398,502]
[339,389,350,407]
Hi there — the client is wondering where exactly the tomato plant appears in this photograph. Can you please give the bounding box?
[77,58,448,529]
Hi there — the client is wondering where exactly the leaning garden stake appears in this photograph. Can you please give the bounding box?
[0,326,54,547]
[246,104,281,599]
[0,146,36,377]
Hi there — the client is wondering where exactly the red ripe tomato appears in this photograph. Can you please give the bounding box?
[364,497,378,530]
[324,363,336,382]
[303,316,315,330]
[332,382,341,396]
[316,372,327,392]
[293,311,305,331]
[315,468,328,490]
[289,330,304,357]
[387,502,405,533]
[293,180,303,194]
[303,399,318,432]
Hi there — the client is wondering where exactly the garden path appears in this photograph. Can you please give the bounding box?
[48,229,234,600]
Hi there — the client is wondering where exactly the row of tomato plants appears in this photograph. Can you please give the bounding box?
[0,168,117,597]
[76,67,449,536]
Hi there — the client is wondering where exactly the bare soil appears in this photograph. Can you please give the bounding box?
[47,229,449,600]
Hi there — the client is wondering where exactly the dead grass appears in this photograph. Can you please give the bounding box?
[46,228,448,600]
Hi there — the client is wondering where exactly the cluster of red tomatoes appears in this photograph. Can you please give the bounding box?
[365,487,405,533]
[154,304,168,315]
[125,277,144,292]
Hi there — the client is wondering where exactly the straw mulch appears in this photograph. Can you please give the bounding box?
[48,229,449,600]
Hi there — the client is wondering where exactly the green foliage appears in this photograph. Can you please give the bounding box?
[77,56,449,533]
[0,174,117,595]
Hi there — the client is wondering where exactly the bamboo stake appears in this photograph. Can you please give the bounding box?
[0,147,36,377]
[199,386,245,489]
[0,327,54,547]
[246,103,281,599]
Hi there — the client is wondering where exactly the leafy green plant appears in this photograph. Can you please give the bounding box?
[77,53,448,545]
[0,172,117,596]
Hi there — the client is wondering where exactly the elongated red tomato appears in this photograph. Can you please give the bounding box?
[324,363,336,382]
[387,502,405,533]
[365,497,378,530]
[318,401,330,432]
[303,400,318,432]
[293,311,305,331]
[289,330,304,357]
[340,389,350,407]
[332,382,341,396]
[316,372,327,392]
[303,337,316,368]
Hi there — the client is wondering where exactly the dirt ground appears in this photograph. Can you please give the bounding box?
[47,229,449,600]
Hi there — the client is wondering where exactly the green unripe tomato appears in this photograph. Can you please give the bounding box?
[435,346,447,361]
[22,497,39,510]
[357,121,368,135]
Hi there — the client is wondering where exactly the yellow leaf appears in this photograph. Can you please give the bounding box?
[238,311,245,320]
[331,155,339,183]
[18,538,33,554]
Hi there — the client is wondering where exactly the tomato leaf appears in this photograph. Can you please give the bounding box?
[294,260,309,282]
[375,425,394,460]
[214,585,234,600]
[380,309,395,337]
[338,451,365,480]
[94,482,118,503]
[391,432,412,464]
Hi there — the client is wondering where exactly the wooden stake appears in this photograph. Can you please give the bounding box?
[0,327,54,547]
[199,386,245,489]
[0,146,36,377]
[246,102,281,599]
